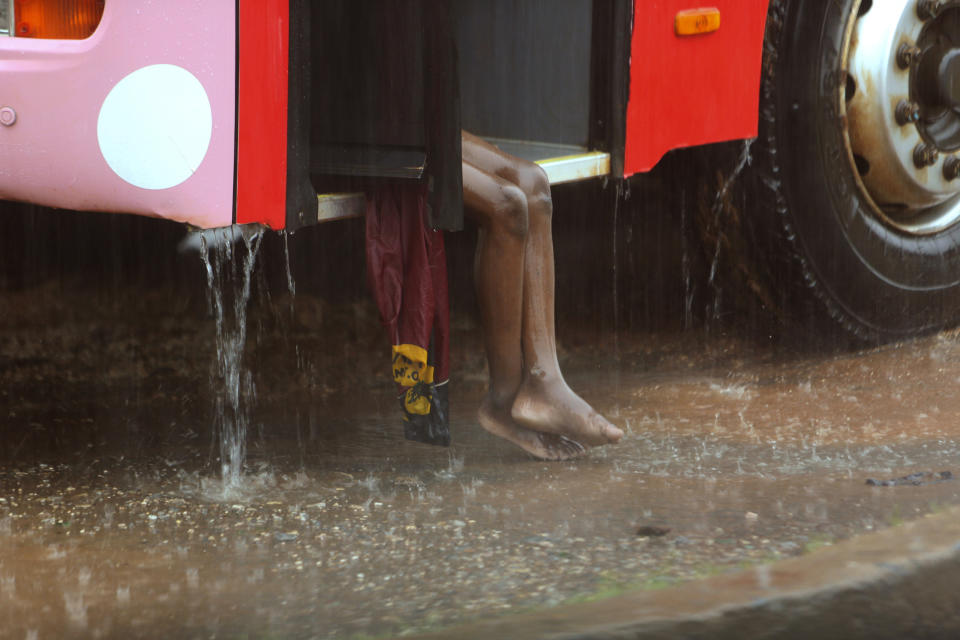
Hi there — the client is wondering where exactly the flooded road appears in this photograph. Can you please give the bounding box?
[3,167,960,638]
[4,276,960,638]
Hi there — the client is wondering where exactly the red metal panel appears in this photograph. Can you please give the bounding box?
[236,0,289,228]
[624,1,769,176]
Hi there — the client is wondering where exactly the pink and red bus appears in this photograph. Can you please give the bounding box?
[2,0,959,341]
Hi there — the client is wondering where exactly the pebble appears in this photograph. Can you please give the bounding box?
[635,525,671,537]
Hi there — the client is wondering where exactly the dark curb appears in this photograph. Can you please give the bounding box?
[410,507,960,639]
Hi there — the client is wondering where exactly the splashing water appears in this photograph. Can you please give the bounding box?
[199,225,264,494]
[680,190,694,330]
[282,230,297,298]
[707,138,754,321]
[610,179,627,418]
[707,139,754,285]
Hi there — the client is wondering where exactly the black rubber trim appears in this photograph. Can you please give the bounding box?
[284,0,319,232]
[589,0,633,178]
[422,0,463,232]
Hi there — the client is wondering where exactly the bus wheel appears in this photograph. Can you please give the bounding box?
[741,0,960,342]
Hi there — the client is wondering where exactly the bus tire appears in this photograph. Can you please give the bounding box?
[733,0,960,343]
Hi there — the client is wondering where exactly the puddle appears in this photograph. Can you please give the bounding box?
[3,284,960,637]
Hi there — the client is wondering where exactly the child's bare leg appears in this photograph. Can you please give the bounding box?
[463,161,584,460]
[462,132,622,447]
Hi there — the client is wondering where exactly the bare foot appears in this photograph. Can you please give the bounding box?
[511,369,623,447]
[478,397,586,460]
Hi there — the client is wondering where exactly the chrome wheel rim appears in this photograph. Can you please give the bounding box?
[843,0,960,235]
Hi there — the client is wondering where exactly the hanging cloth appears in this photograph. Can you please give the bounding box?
[365,183,451,446]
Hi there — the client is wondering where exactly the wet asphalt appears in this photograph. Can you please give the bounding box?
[4,158,960,638]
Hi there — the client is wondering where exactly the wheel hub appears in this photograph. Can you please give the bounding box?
[914,10,960,151]
[916,44,960,110]
[845,0,960,234]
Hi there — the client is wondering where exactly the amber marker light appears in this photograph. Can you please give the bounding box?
[675,8,721,36]
[14,0,105,40]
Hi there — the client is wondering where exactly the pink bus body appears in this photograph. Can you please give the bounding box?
[0,1,236,228]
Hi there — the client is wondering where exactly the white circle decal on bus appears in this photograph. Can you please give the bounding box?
[97,64,213,190]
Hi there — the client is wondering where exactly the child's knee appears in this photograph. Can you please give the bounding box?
[520,163,552,221]
[490,184,530,239]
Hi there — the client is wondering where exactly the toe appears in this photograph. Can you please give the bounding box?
[587,414,623,445]
[557,435,586,458]
[536,433,586,461]
[603,423,624,443]
[534,434,567,461]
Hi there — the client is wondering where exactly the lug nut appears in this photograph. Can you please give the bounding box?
[914,143,940,168]
[918,0,941,20]
[897,43,922,69]
[896,100,921,125]
[944,156,960,180]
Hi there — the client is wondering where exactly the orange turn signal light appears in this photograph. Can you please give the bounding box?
[14,0,105,40]
[675,8,721,36]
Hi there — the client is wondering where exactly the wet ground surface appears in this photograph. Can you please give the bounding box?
[2,159,959,638]
[4,277,960,639]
